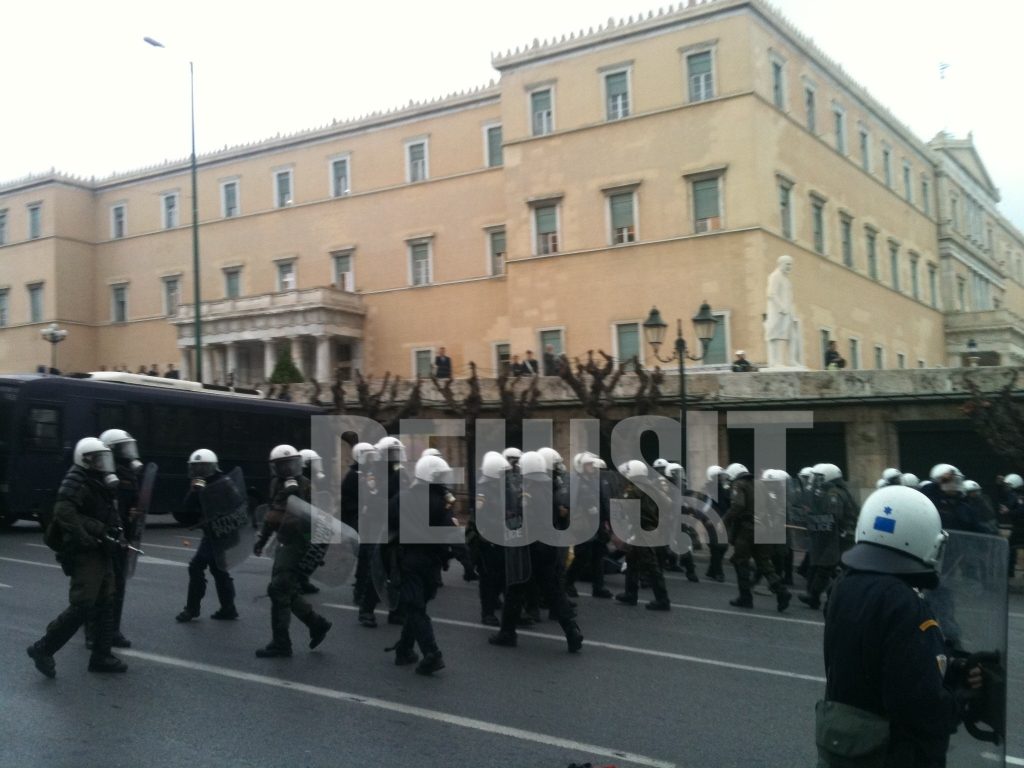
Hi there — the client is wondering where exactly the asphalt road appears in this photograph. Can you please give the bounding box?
[1,521,1021,768]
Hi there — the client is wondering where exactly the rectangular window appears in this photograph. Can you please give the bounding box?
[162,193,179,229]
[804,87,816,132]
[897,353,906,369]
[111,204,126,239]
[874,345,884,370]
[486,125,503,168]
[605,70,630,120]
[833,106,846,154]
[414,349,433,378]
[407,141,428,182]
[928,263,937,308]
[779,179,793,239]
[702,312,729,365]
[849,339,860,370]
[221,180,239,218]
[903,162,912,202]
[610,191,636,244]
[25,406,61,451]
[957,277,966,311]
[495,343,511,377]
[531,88,553,136]
[688,51,714,102]
[163,277,180,316]
[111,284,128,323]
[922,178,930,215]
[535,205,559,255]
[910,253,920,300]
[0,209,7,245]
[859,128,870,171]
[889,241,900,291]
[28,283,43,323]
[331,158,350,197]
[811,197,825,254]
[224,268,241,299]
[275,170,293,207]
[693,177,721,233]
[489,229,507,276]
[332,251,354,291]
[840,214,853,267]
[771,59,785,109]
[0,290,8,327]
[882,148,892,188]
[277,261,296,291]
[866,228,878,280]
[28,204,41,239]
[950,195,959,231]
[820,329,831,366]
[410,241,431,286]
[615,322,641,371]
[539,329,564,357]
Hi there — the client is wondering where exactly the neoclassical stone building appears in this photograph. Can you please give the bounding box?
[2,0,1022,384]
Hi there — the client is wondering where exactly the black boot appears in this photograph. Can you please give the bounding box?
[394,647,420,666]
[730,590,754,608]
[88,654,128,673]
[615,592,638,606]
[27,642,56,679]
[415,651,445,675]
[488,631,517,647]
[562,621,583,654]
[111,633,132,649]
[255,642,293,658]
[358,611,378,628]
[176,608,200,623]
[211,608,239,620]
[309,617,332,649]
[775,586,792,613]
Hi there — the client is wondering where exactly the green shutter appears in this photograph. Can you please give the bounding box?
[610,193,633,230]
[536,206,556,234]
[487,126,503,167]
[694,179,719,220]
[688,52,711,77]
[606,71,628,97]
[617,324,639,368]
[703,314,726,364]
[532,90,551,113]
[491,230,506,255]
[540,330,562,355]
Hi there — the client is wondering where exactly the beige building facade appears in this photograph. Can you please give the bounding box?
[1,0,1022,383]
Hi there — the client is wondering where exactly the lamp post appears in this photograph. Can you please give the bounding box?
[145,36,203,383]
[40,322,68,373]
[966,338,980,367]
[643,302,718,471]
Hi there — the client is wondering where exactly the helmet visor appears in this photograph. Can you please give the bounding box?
[113,440,139,462]
[188,462,216,479]
[273,455,303,478]
[85,450,116,474]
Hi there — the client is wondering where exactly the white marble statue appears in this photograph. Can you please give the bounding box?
[764,254,802,368]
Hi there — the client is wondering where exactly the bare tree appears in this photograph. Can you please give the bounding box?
[963,369,1024,466]
[350,370,423,433]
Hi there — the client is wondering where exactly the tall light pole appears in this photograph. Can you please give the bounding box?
[145,36,202,383]
[40,322,68,373]
[643,302,718,472]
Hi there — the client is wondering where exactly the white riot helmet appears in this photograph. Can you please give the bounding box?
[270,444,303,479]
[300,448,325,481]
[930,463,964,493]
[99,428,143,472]
[706,465,724,482]
[351,442,380,465]
[480,451,511,479]
[618,459,649,481]
[537,447,564,474]
[900,473,920,488]
[881,467,902,484]
[421,448,442,459]
[962,480,981,494]
[652,458,670,475]
[75,437,115,474]
[1004,473,1023,490]
[414,454,451,484]
[929,463,960,482]
[502,447,522,462]
[375,436,407,463]
[665,462,686,486]
[723,462,749,481]
[842,486,948,586]
[762,468,790,482]
[188,448,219,479]
[814,463,843,484]
[518,451,548,478]
[572,451,601,474]
[875,479,887,489]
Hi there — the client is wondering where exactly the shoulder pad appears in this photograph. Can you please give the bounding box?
[57,467,86,501]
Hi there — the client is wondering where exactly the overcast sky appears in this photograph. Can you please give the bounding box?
[2,0,1021,231]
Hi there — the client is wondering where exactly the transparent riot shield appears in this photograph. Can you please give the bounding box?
[285,495,360,597]
[370,542,401,611]
[924,531,1008,767]
[755,478,788,546]
[200,467,254,570]
[505,474,531,587]
[126,462,157,578]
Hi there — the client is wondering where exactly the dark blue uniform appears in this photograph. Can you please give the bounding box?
[824,570,959,767]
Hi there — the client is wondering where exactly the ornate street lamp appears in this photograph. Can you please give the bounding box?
[40,322,68,373]
[643,302,718,471]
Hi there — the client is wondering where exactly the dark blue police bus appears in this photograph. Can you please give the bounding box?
[0,372,323,527]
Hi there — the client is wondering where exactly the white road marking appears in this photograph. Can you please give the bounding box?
[324,604,826,684]
[0,556,61,570]
[121,649,676,768]
[0,583,11,589]
[134,542,196,553]
[23,543,187,568]
[983,752,1024,765]
[574,592,825,627]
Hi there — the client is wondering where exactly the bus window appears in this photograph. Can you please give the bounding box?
[24,406,61,451]
[151,404,220,454]
[96,403,126,434]
[0,387,16,451]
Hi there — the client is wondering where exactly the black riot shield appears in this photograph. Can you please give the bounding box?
[924,531,1008,766]
[200,467,254,570]
[284,496,360,596]
[370,542,401,611]
[504,475,531,587]
[127,462,157,578]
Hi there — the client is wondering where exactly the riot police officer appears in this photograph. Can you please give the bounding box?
[563,452,613,599]
[28,438,128,677]
[174,449,240,622]
[473,451,512,625]
[614,460,672,611]
[921,463,986,533]
[799,463,857,609]
[253,444,332,657]
[345,442,381,612]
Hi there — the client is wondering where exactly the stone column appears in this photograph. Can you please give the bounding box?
[201,347,215,384]
[263,339,278,381]
[844,409,899,502]
[225,342,239,386]
[290,336,304,378]
[179,347,192,382]
[315,335,332,383]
